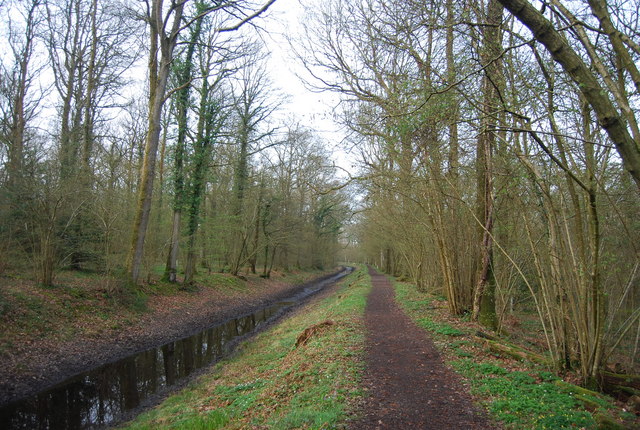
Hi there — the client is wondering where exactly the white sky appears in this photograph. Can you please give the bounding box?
[262,0,356,176]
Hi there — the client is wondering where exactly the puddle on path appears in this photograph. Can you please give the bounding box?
[0,268,351,429]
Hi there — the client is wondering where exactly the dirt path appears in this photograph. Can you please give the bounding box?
[351,267,493,429]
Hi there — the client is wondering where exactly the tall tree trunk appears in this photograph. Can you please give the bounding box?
[155,112,169,231]
[582,98,605,384]
[6,0,40,208]
[51,0,84,182]
[445,0,459,182]
[262,242,270,277]
[81,0,98,180]
[165,210,181,282]
[473,0,504,330]
[184,79,219,285]
[127,0,185,284]
[249,177,264,274]
[164,11,204,282]
[230,122,250,276]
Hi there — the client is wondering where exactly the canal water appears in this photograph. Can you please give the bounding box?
[0,268,351,429]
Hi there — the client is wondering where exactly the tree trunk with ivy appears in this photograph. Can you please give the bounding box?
[184,74,223,285]
[472,0,504,330]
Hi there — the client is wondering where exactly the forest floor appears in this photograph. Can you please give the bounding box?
[120,265,638,429]
[0,267,333,406]
[3,265,638,429]
[350,266,494,429]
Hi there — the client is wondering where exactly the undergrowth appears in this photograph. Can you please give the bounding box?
[122,266,370,430]
[452,360,596,429]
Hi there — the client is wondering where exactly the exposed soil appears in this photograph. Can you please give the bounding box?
[0,269,341,407]
[351,267,494,429]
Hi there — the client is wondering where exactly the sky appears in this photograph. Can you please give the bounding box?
[261,0,356,177]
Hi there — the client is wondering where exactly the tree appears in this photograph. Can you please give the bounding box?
[497,0,640,190]
[1,0,42,193]
[163,2,206,283]
[472,0,504,330]
[0,0,45,270]
[46,0,137,182]
[127,0,277,284]
[183,20,233,284]
[228,51,278,275]
[43,0,140,271]
[126,0,188,284]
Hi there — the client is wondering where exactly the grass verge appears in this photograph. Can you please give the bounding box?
[393,280,637,430]
[121,266,370,430]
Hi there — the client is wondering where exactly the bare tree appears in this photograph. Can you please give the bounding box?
[126,0,277,284]
[1,0,43,193]
[228,51,279,275]
[0,0,47,278]
[497,0,640,190]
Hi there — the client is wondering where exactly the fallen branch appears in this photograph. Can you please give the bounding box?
[474,332,551,366]
[600,371,640,390]
[554,380,603,398]
[600,371,640,401]
[554,380,626,424]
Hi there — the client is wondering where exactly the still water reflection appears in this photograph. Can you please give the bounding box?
[0,268,349,429]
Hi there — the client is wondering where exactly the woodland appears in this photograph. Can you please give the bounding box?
[0,0,349,288]
[0,0,639,400]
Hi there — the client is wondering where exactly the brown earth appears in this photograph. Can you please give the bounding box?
[0,269,338,407]
[351,266,495,429]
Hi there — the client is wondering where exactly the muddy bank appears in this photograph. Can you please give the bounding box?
[0,269,345,407]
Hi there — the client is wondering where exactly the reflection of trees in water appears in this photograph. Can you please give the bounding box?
[162,343,176,387]
[0,295,319,428]
[120,358,139,410]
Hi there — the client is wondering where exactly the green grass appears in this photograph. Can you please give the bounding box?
[452,359,598,429]
[415,316,464,337]
[392,279,629,430]
[195,272,248,292]
[122,266,370,429]
[394,281,465,338]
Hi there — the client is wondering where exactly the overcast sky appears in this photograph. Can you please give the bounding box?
[262,0,355,176]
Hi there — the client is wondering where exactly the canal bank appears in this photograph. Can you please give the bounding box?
[0,268,346,411]
[120,265,369,430]
[1,268,352,429]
